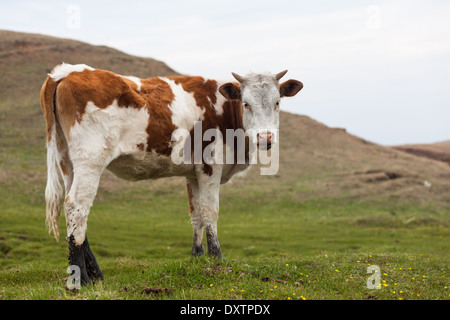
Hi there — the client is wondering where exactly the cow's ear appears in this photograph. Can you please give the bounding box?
[280,80,303,97]
[219,83,241,100]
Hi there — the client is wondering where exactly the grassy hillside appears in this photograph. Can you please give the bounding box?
[0,30,448,300]
[394,141,450,166]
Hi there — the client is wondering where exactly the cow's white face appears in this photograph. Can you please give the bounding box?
[219,70,303,149]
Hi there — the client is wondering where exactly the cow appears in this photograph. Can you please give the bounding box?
[40,63,303,285]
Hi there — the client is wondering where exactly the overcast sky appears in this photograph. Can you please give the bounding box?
[1,0,449,145]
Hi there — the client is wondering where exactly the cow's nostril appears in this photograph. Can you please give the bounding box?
[257,132,273,143]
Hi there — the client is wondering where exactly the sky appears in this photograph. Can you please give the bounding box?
[1,0,449,146]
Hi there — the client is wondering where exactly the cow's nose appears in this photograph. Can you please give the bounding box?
[257,132,273,144]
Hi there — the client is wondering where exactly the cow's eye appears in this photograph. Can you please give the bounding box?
[243,102,251,110]
[275,101,280,109]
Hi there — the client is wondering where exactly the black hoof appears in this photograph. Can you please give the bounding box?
[206,233,223,259]
[68,235,103,286]
[192,244,205,256]
[83,237,104,281]
[68,235,90,286]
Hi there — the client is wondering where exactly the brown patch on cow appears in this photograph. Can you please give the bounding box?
[186,183,195,216]
[136,143,145,151]
[40,76,60,143]
[220,100,244,133]
[55,121,71,176]
[140,78,176,156]
[168,76,247,174]
[59,159,69,176]
[55,69,147,134]
[197,100,245,176]
[202,164,213,176]
[169,76,218,109]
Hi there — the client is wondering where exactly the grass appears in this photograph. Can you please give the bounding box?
[0,252,448,300]
[0,181,448,300]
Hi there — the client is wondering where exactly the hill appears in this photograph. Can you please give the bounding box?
[393,141,450,166]
[1,29,449,211]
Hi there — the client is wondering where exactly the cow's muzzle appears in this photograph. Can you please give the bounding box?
[257,132,274,150]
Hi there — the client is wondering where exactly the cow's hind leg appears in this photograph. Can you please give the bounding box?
[65,163,104,285]
[54,124,104,284]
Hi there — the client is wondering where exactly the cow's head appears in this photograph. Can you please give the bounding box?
[219,70,303,150]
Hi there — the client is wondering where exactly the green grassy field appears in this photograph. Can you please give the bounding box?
[0,175,448,300]
[0,30,448,301]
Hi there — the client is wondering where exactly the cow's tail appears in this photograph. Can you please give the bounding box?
[40,76,63,241]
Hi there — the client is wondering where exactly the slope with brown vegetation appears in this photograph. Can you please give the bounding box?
[258,112,450,209]
[1,29,449,214]
[393,141,450,166]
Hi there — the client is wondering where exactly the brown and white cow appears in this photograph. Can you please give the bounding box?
[40,63,303,285]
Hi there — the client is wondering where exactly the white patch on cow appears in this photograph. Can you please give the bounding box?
[69,100,149,164]
[160,77,205,131]
[122,75,142,91]
[49,63,94,81]
[212,81,227,115]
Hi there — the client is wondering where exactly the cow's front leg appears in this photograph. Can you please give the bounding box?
[196,165,224,259]
[187,178,204,256]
